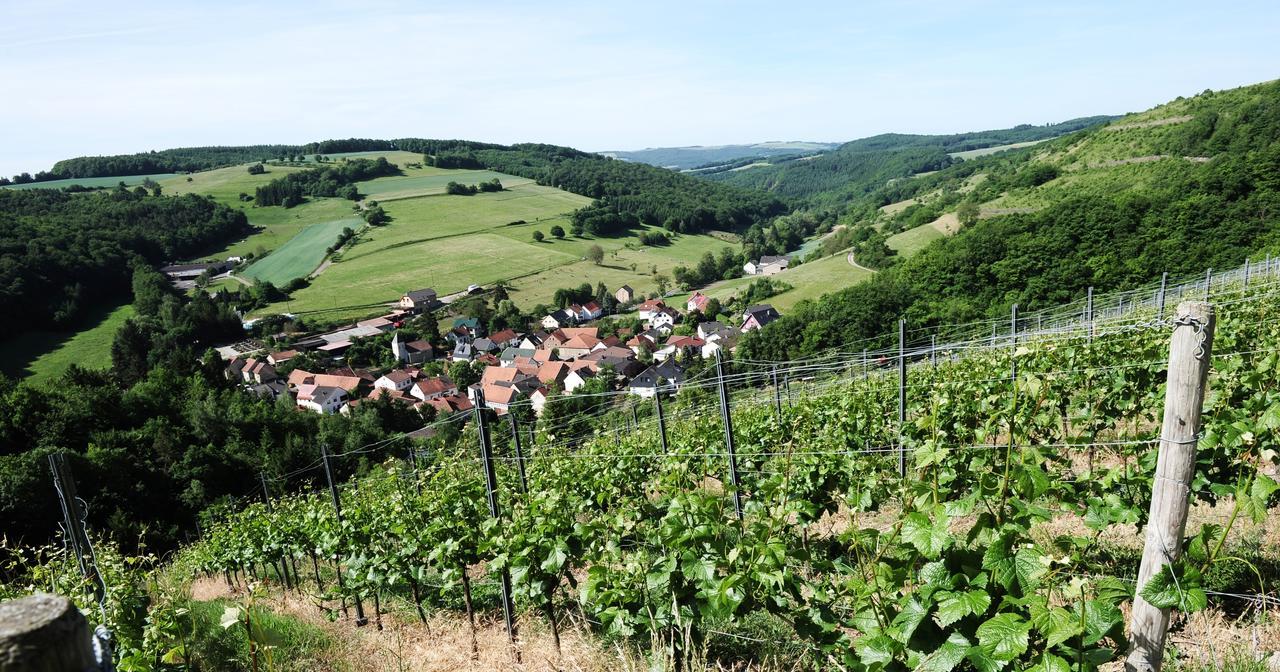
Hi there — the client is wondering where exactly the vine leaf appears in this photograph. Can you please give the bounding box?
[975,612,1031,662]
[983,532,1048,593]
[916,632,971,672]
[1028,600,1080,648]
[1026,653,1071,672]
[902,508,951,559]
[855,633,897,668]
[935,590,992,627]
[1139,563,1208,613]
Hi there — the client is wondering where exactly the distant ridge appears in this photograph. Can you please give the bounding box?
[601,141,840,170]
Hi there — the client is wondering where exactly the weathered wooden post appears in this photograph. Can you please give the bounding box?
[0,594,98,672]
[1125,301,1215,672]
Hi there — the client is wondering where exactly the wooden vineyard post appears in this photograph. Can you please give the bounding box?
[771,365,782,419]
[1125,302,1215,672]
[0,594,98,672]
[321,445,366,626]
[473,394,520,661]
[714,350,744,521]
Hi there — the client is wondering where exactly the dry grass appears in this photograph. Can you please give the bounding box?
[190,577,771,672]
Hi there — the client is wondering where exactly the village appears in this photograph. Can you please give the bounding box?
[220,279,783,426]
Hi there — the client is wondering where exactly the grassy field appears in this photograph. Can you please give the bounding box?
[948,139,1049,160]
[360,169,534,201]
[0,303,133,382]
[767,252,874,311]
[250,182,739,321]
[158,158,543,262]
[3,173,181,190]
[241,217,364,285]
[672,249,876,315]
[886,223,946,257]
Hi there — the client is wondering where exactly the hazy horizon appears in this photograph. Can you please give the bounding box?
[2,0,1278,177]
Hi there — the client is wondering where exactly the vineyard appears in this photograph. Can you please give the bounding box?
[6,266,1280,671]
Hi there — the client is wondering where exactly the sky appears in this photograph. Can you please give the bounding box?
[1,0,1278,176]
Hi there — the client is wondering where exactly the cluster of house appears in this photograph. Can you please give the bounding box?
[220,285,783,419]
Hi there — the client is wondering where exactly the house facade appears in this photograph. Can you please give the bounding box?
[399,288,437,312]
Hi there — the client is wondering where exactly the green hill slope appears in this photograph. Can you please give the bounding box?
[699,116,1116,206]
[740,79,1280,361]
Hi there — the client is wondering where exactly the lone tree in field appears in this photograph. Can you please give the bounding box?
[533,230,545,242]
[587,244,604,265]
[956,201,980,227]
[550,225,565,239]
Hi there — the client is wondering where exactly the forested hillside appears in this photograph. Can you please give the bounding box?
[739,82,1280,360]
[702,116,1116,206]
[603,141,839,170]
[0,187,250,339]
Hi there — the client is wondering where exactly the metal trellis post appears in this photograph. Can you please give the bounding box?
[715,350,744,521]
[321,445,367,626]
[474,394,520,658]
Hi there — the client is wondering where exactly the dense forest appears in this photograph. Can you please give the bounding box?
[40,145,302,181]
[404,139,790,234]
[738,86,1280,360]
[253,156,400,206]
[0,187,250,339]
[0,266,423,549]
[701,116,1117,205]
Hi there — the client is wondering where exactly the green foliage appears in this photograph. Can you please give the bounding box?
[177,293,1280,669]
[0,188,249,339]
[254,158,398,207]
[702,117,1114,206]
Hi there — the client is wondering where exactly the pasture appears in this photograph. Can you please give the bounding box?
[255,182,740,320]
[766,252,874,311]
[3,173,181,190]
[241,217,364,285]
[885,218,949,257]
[0,302,133,382]
[359,169,534,201]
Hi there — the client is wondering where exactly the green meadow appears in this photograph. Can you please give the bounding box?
[0,302,134,383]
[241,217,364,285]
[252,181,741,321]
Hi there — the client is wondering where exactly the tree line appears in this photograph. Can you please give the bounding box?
[253,157,400,207]
[0,186,250,341]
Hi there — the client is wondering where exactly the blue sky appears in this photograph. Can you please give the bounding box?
[1,0,1277,176]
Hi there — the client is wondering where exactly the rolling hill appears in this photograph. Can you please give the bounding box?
[739,79,1280,361]
[601,141,839,170]
[699,116,1118,206]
